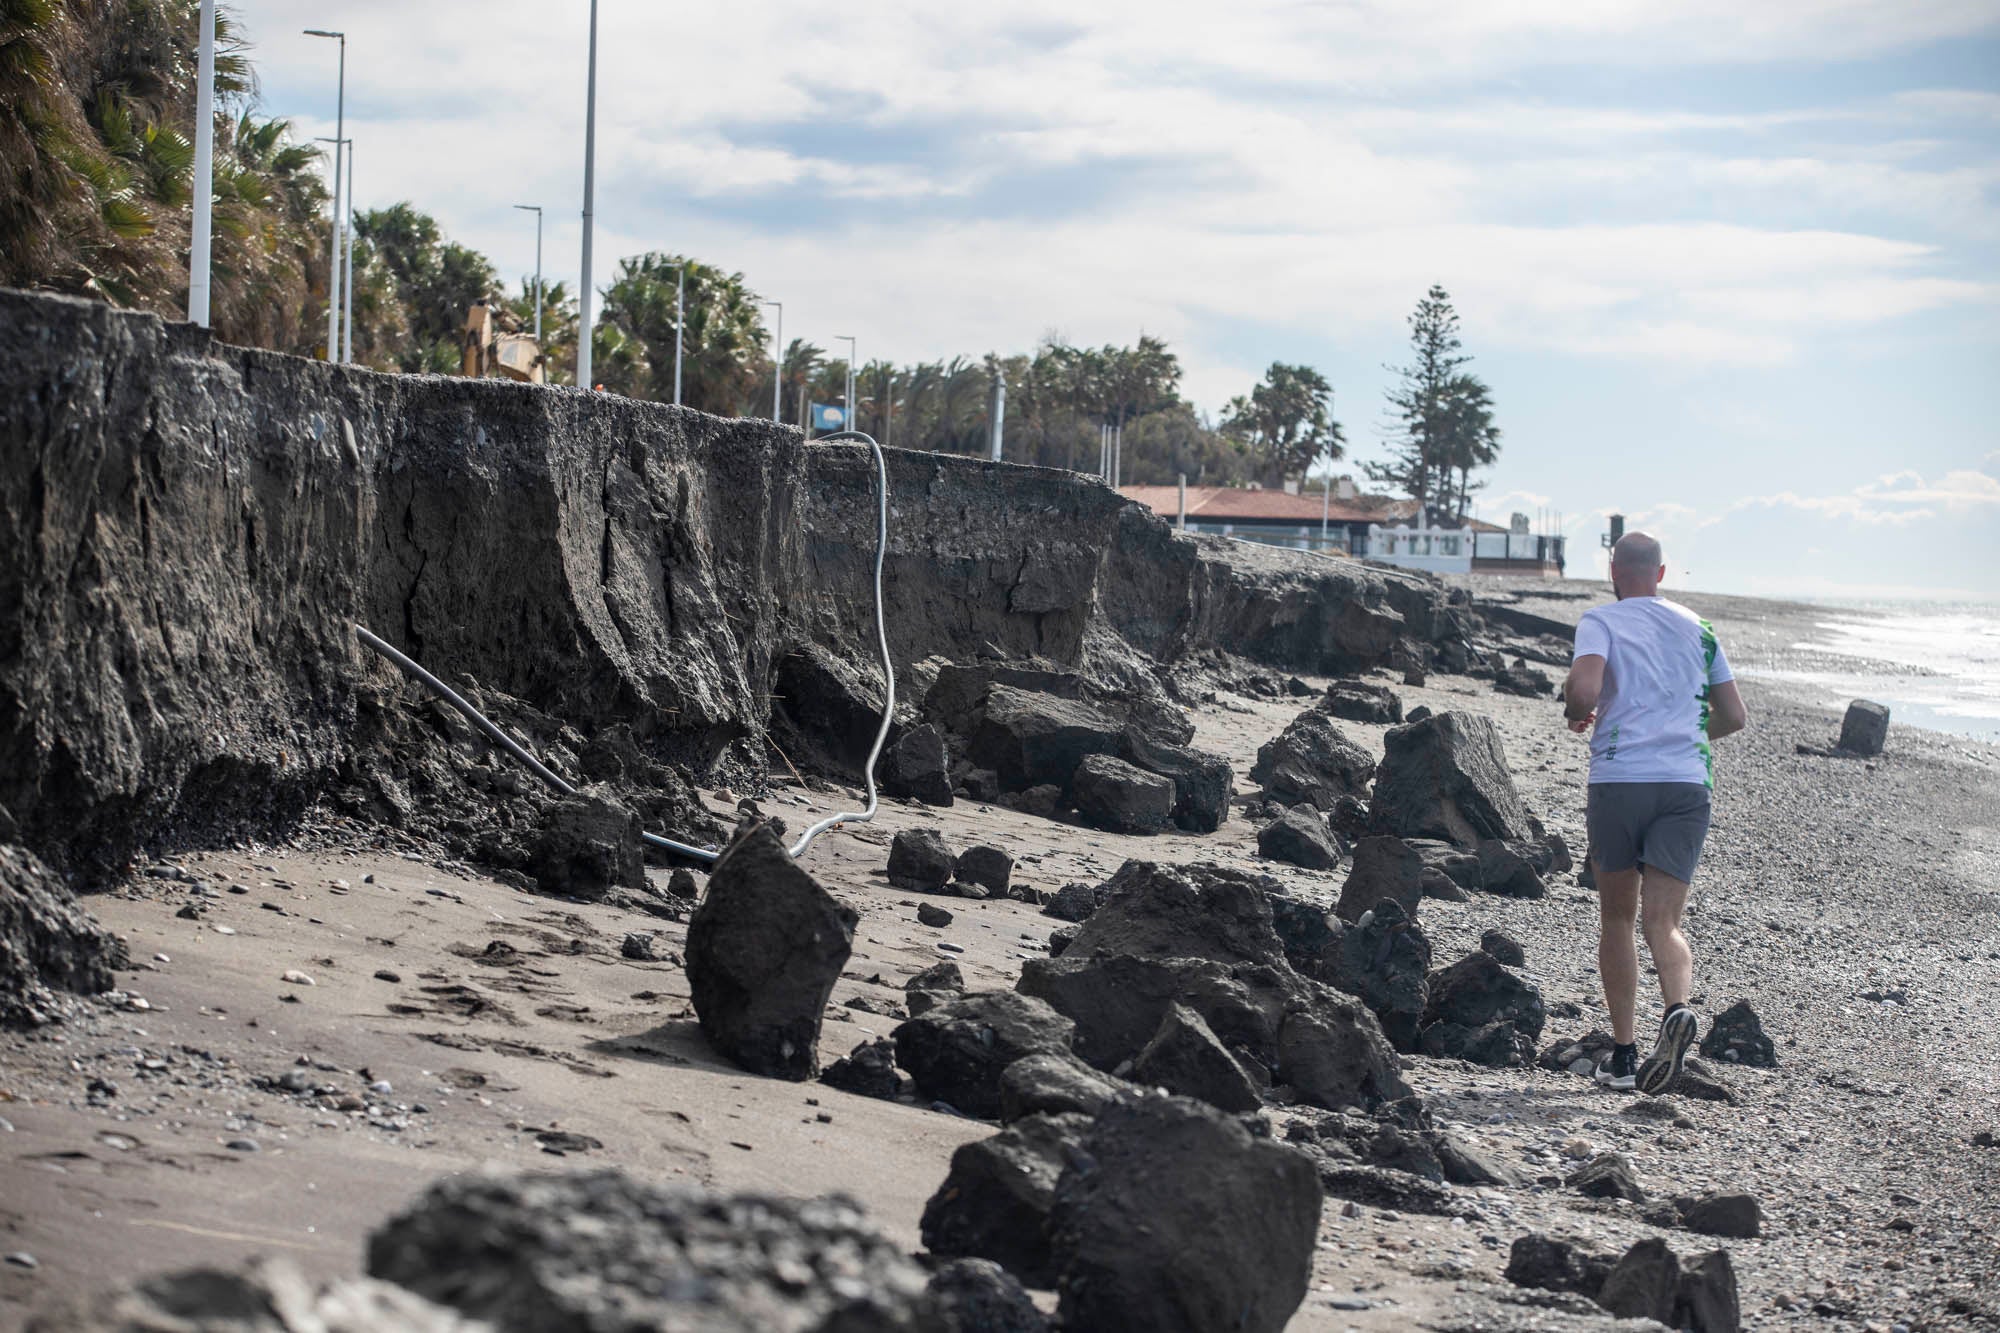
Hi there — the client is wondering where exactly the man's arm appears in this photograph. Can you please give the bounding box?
[1707,679,1748,739]
[1563,654,1605,733]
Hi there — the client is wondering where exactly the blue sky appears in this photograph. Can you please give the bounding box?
[243,0,1999,601]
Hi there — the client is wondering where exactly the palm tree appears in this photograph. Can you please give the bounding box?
[595,253,769,412]
[208,112,327,354]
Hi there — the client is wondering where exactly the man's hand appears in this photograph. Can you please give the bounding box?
[1563,654,1606,729]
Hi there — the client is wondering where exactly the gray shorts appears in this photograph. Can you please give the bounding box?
[1586,782,1713,884]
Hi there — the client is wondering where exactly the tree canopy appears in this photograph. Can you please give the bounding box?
[1364,285,1502,522]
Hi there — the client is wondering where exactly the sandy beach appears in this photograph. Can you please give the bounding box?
[4,580,1997,1331]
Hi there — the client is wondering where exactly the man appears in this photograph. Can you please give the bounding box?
[1562,531,1747,1094]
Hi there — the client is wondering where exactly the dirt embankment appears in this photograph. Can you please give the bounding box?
[0,285,1454,971]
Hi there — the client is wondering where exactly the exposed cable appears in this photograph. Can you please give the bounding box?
[352,430,895,865]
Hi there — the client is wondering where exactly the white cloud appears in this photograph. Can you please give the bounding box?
[1707,467,2000,528]
[245,0,1998,409]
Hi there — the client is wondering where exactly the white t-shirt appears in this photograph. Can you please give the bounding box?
[1572,596,1734,788]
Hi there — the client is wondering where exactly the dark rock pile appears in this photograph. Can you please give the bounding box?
[0,844,128,1029]
[1507,1232,1741,1332]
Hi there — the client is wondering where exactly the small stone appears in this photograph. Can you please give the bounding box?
[918,903,954,928]
[370,1080,394,1096]
[1560,1137,1593,1160]
[620,932,662,961]
[152,953,170,964]
[374,969,402,983]
[226,1138,261,1153]
[281,969,315,986]
[212,925,236,935]
[4,1252,36,1269]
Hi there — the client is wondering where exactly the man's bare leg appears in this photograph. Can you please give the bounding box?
[1639,867,1693,1009]
[1595,864,1642,1045]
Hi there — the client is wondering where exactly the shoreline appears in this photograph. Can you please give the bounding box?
[1449,573,2000,753]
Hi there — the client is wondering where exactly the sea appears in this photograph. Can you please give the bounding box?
[1754,601,2000,744]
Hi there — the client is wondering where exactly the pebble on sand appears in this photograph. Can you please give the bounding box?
[281,970,316,986]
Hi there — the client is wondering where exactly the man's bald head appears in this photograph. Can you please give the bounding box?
[1609,530,1664,597]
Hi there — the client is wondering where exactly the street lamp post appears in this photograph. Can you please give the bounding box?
[836,334,856,431]
[761,300,782,421]
[313,135,350,362]
[652,259,686,406]
[303,29,344,362]
[342,142,354,361]
[577,0,598,389]
[512,204,543,342]
[187,0,215,326]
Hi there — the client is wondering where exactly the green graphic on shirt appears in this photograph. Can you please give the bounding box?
[1695,618,1719,789]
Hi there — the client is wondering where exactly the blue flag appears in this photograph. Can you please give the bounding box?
[810,402,848,432]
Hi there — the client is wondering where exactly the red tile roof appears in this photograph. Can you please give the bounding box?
[1120,485,1421,525]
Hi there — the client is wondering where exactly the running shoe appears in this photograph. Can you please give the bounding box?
[1636,1005,1699,1095]
[1593,1045,1637,1091]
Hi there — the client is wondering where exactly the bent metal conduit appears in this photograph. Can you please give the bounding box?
[355,429,896,865]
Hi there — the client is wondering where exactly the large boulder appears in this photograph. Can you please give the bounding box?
[920,1111,1093,1287]
[921,1259,1050,1333]
[1418,950,1547,1068]
[1266,893,1340,974]
[1319,680,1403,725]
[1126,1002,1265,1112]
[1116,729,1233,833]
[685,823,856,1080]
[1334,835,1428,923]
[1058,860,1289,972]
[882,722,954,807]
[2,843,127,1029]
[529,785,646,900]
[1838,699,1889,756]
[1369,711,1533,846]
[1257,806,1343,870]
[367,1170,933,1332]
[894,991,1077,1118]
[1070,754,1175,835]
[1048,1094,1321,1333]
[1321,897,1431,1052]
[1249,709,1377,812]
[1700,999,1777,1067]
[952,844,1013,896]
[820,1037,904,1101]
[1276,995,1414,1113]
[887,827,955,893]
[1493,663,1554,698]
[1474,838,1550,899]
[966,686,1122,791]
[1504,1234,1615,1299]
[768,643,894,780]
[999,1052,1133,1123]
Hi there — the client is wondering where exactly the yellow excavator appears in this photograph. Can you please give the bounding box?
[460,299,544,383]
